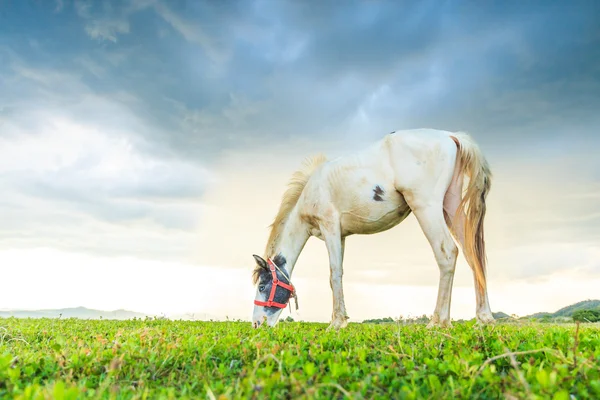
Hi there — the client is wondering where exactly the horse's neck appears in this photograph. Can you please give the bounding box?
[266,209,310,275]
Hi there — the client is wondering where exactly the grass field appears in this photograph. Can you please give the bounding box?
[1,318,598,399]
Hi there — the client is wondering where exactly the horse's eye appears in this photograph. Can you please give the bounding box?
[259,285,265,292]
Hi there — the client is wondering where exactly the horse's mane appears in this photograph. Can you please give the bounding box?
[252,153,327,284]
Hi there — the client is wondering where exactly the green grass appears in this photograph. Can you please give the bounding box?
[1,318,599,399]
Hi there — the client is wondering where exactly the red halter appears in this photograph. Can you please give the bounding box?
[254,258,295,309]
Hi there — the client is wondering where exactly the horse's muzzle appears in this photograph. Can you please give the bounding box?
[252,315,267,329]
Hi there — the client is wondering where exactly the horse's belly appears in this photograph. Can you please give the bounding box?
[340,196,411,236]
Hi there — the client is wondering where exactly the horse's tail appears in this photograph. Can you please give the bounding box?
[451,132,492,296]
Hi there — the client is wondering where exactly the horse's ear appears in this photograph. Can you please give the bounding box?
[253,254,268,270]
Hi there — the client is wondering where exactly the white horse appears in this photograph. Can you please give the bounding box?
[251,128,494,330]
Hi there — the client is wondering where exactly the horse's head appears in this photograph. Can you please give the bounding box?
[251,254,296,328]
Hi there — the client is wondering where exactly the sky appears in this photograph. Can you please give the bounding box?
[0,0,599,322]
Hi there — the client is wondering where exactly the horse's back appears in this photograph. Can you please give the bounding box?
[384,128,456,154]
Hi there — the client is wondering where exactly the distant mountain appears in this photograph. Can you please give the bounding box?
[0,307,147,320]
[3,300,598,322]
[525,299,600,319]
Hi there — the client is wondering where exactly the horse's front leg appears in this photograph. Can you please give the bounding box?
[323,224,349,331]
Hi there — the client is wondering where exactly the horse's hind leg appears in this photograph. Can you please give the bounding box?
[406,198,458,328]
[443,172,494,323]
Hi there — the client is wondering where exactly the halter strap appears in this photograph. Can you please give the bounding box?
[254,258,297,309]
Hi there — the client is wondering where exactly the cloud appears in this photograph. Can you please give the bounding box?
[0,113,211,259]
[0,54,212,261]
[152,2,227,64]
[84,18,130,42]
[74,0,152,42]
[35,0,597,162]
[161,0,599,158]
[54,0,65,13]
[494,243,600,282]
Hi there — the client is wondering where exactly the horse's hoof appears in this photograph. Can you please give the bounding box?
[476,314,496,325]
[327,317,349,331]
[426,319,452,329]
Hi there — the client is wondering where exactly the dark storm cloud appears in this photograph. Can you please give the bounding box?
[4,0,598,157]
[144,0,600,155]
[273,0,600,146]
